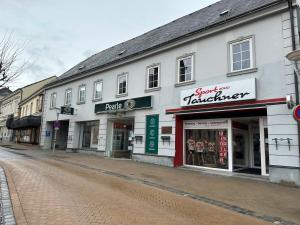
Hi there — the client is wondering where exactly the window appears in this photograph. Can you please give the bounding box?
[25,105,28,116]
[93,81,103,100]
[36,99,40,113]
[30,102,33,115]
[78,85,86,103]
[230,37,254,72]
[177,55,193,83]
[147,65,160,90]
[64,89,72,106]
[117,74,128,95]
[185,129,228,169]
[50,93,57,108]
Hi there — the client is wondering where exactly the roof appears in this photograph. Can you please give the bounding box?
[51,0,284,86]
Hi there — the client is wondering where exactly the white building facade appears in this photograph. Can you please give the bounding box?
[40,0,300,186]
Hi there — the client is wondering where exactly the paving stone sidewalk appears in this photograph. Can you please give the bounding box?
[0,167,16,225]
[1,143,300,225]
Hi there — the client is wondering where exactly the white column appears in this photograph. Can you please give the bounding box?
[228,119,233,172]
[259,117,267,176]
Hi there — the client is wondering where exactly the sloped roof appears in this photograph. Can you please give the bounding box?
[52,0,284,85]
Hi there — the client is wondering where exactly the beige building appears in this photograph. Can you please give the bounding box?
[0,76,57,142]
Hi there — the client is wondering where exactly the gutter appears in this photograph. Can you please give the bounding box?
[287,0,300,164]
[45,0,286,90]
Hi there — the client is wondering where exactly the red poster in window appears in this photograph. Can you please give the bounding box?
[218,131,228,165]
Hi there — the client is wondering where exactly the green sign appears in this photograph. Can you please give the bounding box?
[61,106,74,115]
[95,96,152,114]
[145,114,159,154]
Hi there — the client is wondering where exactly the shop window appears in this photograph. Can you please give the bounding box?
[146,65,160,90]
[185,129,228,169]
[78,85,86,104]
[50,93,57,109]
[229,37,254,73]
[117,73,128,96]
[93,80,103,101]
[64,89,72,106]
[177,55,194,84]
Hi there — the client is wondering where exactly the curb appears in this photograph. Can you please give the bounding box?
[0,167,16,225]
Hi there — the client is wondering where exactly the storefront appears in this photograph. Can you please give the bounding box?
[95,96,152,158]
[168,78,276,176]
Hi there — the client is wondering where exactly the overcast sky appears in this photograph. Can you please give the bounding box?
[1,0,219,90]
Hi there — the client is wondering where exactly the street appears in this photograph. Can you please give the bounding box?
[0,147,298,225]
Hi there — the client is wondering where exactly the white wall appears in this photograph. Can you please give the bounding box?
[40,11,297,165]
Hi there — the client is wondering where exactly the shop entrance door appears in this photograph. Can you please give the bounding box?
[82,121,99,149]
[110,119,134,158]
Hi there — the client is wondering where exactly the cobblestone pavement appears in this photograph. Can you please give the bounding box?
[0,147,299,225]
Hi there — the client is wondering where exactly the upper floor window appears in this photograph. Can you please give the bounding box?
[147,65,160,90]
[78,85,86,104]
[229,37,254,73]
[117,73,128,96]
[177,55,194,83]
[93,80,103,101]
[36,99,40,113]
[30,102,33,115]
[50,93,57,109]
[64,89,72,106]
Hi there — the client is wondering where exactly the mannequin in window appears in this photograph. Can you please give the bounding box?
[195,140,205,165]
[187,137,195,165]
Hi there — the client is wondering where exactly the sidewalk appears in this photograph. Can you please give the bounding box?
[1,143,300,224]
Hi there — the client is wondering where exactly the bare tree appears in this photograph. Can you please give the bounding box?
[0,33,27,88]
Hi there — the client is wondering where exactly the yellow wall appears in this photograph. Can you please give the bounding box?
[20,94,43,117]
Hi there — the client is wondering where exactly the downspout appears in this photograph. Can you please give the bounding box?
[288,0,300,163]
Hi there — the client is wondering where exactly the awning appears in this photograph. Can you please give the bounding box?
[6,115,41,130]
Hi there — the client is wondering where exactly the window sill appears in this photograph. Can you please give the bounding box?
[174,80,196,87]
[115,93,128,98]
[92,98,103,103]
[76,101,86,105]
[227,68,258,77]
[144,87,161,93]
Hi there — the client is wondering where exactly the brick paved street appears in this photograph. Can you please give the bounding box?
[0,147,299,225]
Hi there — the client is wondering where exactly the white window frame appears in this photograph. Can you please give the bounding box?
[64,89,72,106]
[146,64,160,90]
[117,73,128,96]
[93,80,103,101]
[77,85,86,104]
[50,93,57,109]
[229,37,254,73]
[177,55,194,84]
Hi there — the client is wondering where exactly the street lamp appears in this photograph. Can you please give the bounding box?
[286,49,300,62]
[52,107,60,153]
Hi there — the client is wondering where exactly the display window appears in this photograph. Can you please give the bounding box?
[184,119,229,170]
[185,129,228,169]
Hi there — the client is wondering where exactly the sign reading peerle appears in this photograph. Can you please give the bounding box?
[180,78,256,107]
[95,96,152,114]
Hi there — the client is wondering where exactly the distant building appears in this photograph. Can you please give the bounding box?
[0,76,57,142]
[41,0,300,186]
[0,88,12,101]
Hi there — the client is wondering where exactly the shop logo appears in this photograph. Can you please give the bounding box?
[181,79,256,107]
[124,99,136,110]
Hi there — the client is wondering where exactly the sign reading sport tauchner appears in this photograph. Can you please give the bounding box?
[180,78,256,107]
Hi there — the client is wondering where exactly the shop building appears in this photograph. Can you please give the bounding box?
[40,0,300,185]
[0,77,57,143]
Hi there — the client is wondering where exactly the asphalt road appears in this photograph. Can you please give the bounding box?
[0,148,274,225]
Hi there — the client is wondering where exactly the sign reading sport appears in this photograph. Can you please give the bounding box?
[180,78,256,107]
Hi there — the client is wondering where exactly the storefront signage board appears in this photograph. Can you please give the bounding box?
[145,114,159,154]
[184,119,229,129]
[95,96,152,114]
[61,106,74,115]
[180,78,256,107]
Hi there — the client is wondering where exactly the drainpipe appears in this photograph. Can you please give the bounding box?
[288,0,300,162]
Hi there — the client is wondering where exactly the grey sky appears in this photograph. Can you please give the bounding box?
[1,0,219,90]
